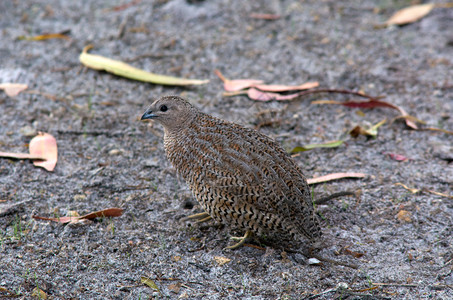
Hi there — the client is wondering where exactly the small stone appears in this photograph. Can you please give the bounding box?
[109,149,123,156]
[73,194,86,201]
[19,125,37,137]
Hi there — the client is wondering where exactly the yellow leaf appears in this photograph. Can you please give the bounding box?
[79,45,209,86]
[385,3,435,26]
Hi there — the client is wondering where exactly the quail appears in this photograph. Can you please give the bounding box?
[141,95,322,249]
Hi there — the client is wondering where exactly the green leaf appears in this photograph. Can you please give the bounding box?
[141,277,160,292]
[290,140,344,153]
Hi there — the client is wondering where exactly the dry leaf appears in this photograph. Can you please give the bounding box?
[350,119,386,138]
[249,13,281,20]
[29,132,58,171]
[395,183,419,194]
[141,277,160,292]
[32,208,124,224]
[342,246,365,258]
[396,210,412,222]
[213,256,232,266]
[247,88,303,101]
[395,183,453,199]
[307,173,366,185]
[168,282,182,293]
[32,287,47,299]
[215,69,263,92]
[383,152,410,162]
[254,81,319,92]
[425,189,453,199]
[290,140,344,153]
[18,33,71,41]
[107,0,141,12]
[215,70,318,93]
[385,3,435,26]
[421,127,453,135]
[312,99,418,129]
[80,45,208,86]
[0,132,57,171]
[0,83,28,97]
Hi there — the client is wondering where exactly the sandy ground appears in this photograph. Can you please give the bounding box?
[1,0,452,299]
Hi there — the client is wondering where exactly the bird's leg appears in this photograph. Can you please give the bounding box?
[183,212,212,223]
[226,230,253,249]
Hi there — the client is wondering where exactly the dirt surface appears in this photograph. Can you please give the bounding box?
[1,0,452,299]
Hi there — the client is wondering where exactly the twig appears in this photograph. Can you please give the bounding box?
[284,247,359,269]
[372,282,418,287]
[297,88,382,101]
[314,191,355,205]
[305,287,336,299]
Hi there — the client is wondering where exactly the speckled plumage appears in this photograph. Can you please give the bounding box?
[141,96,321,245]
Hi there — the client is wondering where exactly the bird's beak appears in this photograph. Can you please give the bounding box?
[141,109,157,120]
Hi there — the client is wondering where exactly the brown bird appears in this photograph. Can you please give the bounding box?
[141,95,322,249]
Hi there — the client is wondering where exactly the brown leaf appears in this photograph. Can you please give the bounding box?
[106,0,142,12]
[385,3,435,26]
[32,287,47,299]
[342,247,365,258]
[81,208,124,219]
[18,33,71,41]
[307,173,366,185]
[396,210,412,222]
[0,83,28,97]
[32,208,124,224]
[215,69,263,92]
[168,282,182,293]
[249,13,281,20]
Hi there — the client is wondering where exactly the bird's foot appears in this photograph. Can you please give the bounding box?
[182,212,212,223]
[226,230,253,249]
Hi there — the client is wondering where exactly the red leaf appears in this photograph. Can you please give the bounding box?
[313,99,418,129]
[383,152,410,162]
[33,208,124,224]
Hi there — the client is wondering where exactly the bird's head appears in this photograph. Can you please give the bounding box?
[141,95,197,133]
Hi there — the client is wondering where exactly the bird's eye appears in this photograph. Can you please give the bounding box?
[160,105,168,112]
